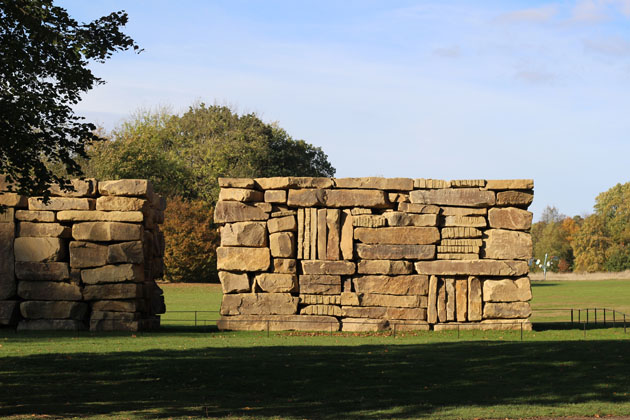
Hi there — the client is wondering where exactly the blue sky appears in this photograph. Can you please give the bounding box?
[58,1,630,220]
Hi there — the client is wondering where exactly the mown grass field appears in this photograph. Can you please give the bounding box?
[1,279,630,420]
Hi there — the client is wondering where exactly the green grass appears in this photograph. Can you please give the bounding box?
[1,279,630,419]
[160,283,222,326]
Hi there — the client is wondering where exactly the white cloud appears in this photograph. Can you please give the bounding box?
[583,36,630,55]
[572,0,610,22]
[496,4,558,23]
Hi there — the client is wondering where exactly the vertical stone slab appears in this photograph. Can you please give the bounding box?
[437,280,447,323]
[326,209,341,260]
[304,208,311,259]
[310,208,317,259]
[340,210,353,260]
[468,276,482,321]
[427,275,438,324]
[456,279,468,322]
[297,208,304,259]
[317,209,327,260]
[446,278,456,321]
[0,222,16,299]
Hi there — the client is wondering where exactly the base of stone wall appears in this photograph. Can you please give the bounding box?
[217,315,340,331]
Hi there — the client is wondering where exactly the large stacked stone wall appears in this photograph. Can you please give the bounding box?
[215,177,534,332]
[0,178,165,331]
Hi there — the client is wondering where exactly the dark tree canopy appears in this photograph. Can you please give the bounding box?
[0,0,139,198]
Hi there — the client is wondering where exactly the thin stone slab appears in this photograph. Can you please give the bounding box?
[255,177,334,190]
[359,294,422,308]
[410,189,495,208]
[15,210,55,222]
[480,319,533,330]
[264,190,287,203]
[326,209,341,260]
[340,210,353,259]
[427,275,438,324]
[95,196,149,211]
[334,177,414,191]
[455,279,468,322]
[218,188,264,202]
[72,222,142,242]
[15,262,70,281]
[353,275,428,295]
[28,197,94,211]
[485,179,534,190]
[437,280,446,323]
[414,179,450,189]
[301,260,355,275]
[445,278,456,321]
[98,179,153,197]
[384,212,438,227]
[216,247,271,272]
[450,179,486,188]
[0,193,28,207]
[218,178,255,188]
[325,189,390,208]
[286,189,326,207]
[218,314,339,331]
[415,260,529,276]
[18,281,82,301]
[357,260,413,274]
[468,276,482,321]
[83,283,143,300]
[57,210,144,222]
[354,227,439,245]
[18,319,86,331]
[356,244,435,260]
[221,222,268,247]
[14,237,67,262]
[81,264,144,285]
[483,302,532,319]
[267,216,296,233]
[483,229,532,260]
[342,317,389,332]
[398,203,441,214]
[17,222,71,238]
[220,293,299,315]
[317,209,327,259]
[440,207,487,216]
[341,306,426,320]
[299,274,342,294]
[254,273,298,293]
[219,271,250,294]
[300,304,341,316]
[483,277,532,302]
[441,227,482,238]
[496,191,534,207]
[488,207,533,230]
[442,216,486,228]
[214,201,269,223]
[20,301,88,320]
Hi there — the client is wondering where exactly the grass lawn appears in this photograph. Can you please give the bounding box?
[1,280,630,419]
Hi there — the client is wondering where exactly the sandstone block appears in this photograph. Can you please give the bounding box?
[480,319,533,330]
[437,253,479,260]
[218,178,255,188]
[90,318,140,332]
[415,260,529,276]
[485,179,534,190]
[83,283,143,300]
[99,179,153,197]
[221,222,268,247]
[286,189,326,207]
[483,302,532,319]
[397,203,441,214]
[410,189,495,207]
[49,179,96,197]
[455,279,468,322]
[390,320,431,331]
[28,197,94,211]
[107,241,144,264]
[69,241,107,268]
[443,216,486,228]
[95,196,149,211]
[437,245,480,254]
[18,319,86,331]
[256,177,334,190]
[300,304,341,316]
[483,229,532,260]
[218,188,264,202]
[20,301,88,320]
[81,264,144,285]
[414,179,450,189]
[273,258,297,274]
[92,300,146,312]
[57,210,144,222]
[0,207,14,223]
[388,192,409,203]
[216,247,271,271]
[269,231,295,258]
[326,208,341,260]
[437,280,446,323]
[18,281,82,301]
[72,222,142,241]
[218,314,339,331]
[441,227,482,238]
[450,179,486,188]
[352,214,386,227]
[384,212,437,227]
[15,261,69,281]
[468,276,482,321]
[340,291,360,306]
[441,238,483,246]
[255,273,297,293]
[483,277,532,302]
[267,216,296,233]
[350,208,372,215]
[0,301,19,326]
[0,193,28,207]
[440,207,487,216]
[301,294,342,305]
[299,274,342,294]
[326,189,390,208]
[359,294,422,308]
[354,227,439,245]
[264,190,287,203]
[488,207,533,230]
[340,210,353,259]
[357,260,413,275]
[219,271,250,293]
[427,275,438,324]
[334,177,414,191]
[214,201,269,223]
[0,223,15,299]
[18,222,71,238]
[342,318,389,332]
[496,191,534,207]
[14,237,67,262]
[353,275,428,295]
[356,244,435,260]
[91,310,140,321]
[445,278,456,321]
[301,260,355,275]
[341,306,426,320]
[220,293,299,315]
[297,208,304,259]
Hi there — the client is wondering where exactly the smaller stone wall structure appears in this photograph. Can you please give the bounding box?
[0,178,165,331]
[215,177,534,332]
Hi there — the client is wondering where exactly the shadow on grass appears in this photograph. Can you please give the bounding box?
[2,339,630,419]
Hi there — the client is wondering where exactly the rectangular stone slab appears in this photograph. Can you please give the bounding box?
[220,222,268,247]
[410,189,495,207]
[255,177,334,190]
[49,179,96,197]
[254,273,297,293]
[15,261,70,281]
[81,264,145,284]
[214,201,269,223]
[216,247,271,272]
[357,260,413,275]
[456,279,468,322]
[218,178,255,188]
[483,302,532,319]
[488,207,533,230]
[220,293,299,315]
[72,222,142,242]
[217,314,339,331]
[98,179,153,197]
[20,301,88,320]
[83,283,143,300]
[468,276,482,321]
[15,210,55,222]
[356,244,435,260]
[317,209,327,259]
[484,179,534,190]
[414,260,529,276]
[334,177,414,191]
[219,271,250,294]
[354,227,439,245]
[218,188,264,202]
[341,306,426,320]
[301,260,355,275]
[427,275,438,324]
[353,275,428,295]
[326,208,340,260]
[28,197,94,211]
[56,210,144,222]
[325,189,389,208]
[482,277,532,302]
[359,294,422,308]
[18,281,82,301]
[299,274,342,294]
[14,237,67,262]
[17,222,71,238]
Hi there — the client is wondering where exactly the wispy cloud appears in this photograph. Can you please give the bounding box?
[495,4,558,23]
[433,45,461,58]
[583,36,630,55]
[571,0,630,23]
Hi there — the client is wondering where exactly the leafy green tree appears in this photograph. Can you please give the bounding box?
[531,206,575,272]
[0,0,139,199]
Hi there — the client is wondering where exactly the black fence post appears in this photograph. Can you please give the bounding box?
[393,323,397,338]
[266,320,270,337]
[571,309,573,324]
[584,321,586,339]
[604,309,606,326]
[595,308,597,325]
[613,310,616,327]
[520,322,523,341]
[587,308,589,325]
[578,309,581,324]
[457,324,460,339]
[624,314,627,334]
[194,311,197,327]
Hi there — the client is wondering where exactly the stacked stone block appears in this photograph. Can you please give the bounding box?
[215,177,534,332]
[0,178,165,331]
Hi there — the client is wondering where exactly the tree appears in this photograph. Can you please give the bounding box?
[0,0,139,199]
[531,206,575,272]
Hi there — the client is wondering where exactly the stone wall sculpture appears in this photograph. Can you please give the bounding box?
[215,177,534,332]
[0,178,166,331]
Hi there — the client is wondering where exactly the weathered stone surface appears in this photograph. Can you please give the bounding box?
[443,216,486,228]
[441,227,482,238]
[480,319,533,330]
[485,179,534,190]
[356,244,435,260]
[414,179,450,189]
[483,229,532,260]
[0,223,15,299]
[255,273,297,293]
[220,293,299,315]
[50,179,97,197]
[264,190,287,203]
[91,311,140,322]
[99,179,153,197]
[18,281,82,301]
[28,197,94,211]
[20,301,88,320]
[326,208,341,260]
[15,262,69,281]
[218,178,255,188]
[437,280,446,323]
[18,319,86,331]
[95,196,148,212]
[353,275,428,295]
[219,271,250,294]
[415,260,528,276]
[496,191,534,207]
[388,192,409,203]
[310,208,317,259]
[255,177,334,190]
[488,207,533,230]
[254,202,273,213]
[445,278,456,321]
[72,222,142,241]
[216,247,271,272]
[57,210,144,222]
[286,189,326,207]
[303,208,311,259]
[271,210,296,218]
[456,279,468,322]
[299,274,342,294]
[468,276,482,321]
[351,208,372,215]
[390,320,431,331]
[107,241,144,264]
[441,238,483,246]
[483,302,532,319]
[273,258,297,274]
[297,208,304,259]
[18,222,71,238]
[437,245,479,254]
[69,241,107,268]
[214,201,269,223]
[0,193,28,207]
[218,188,264,202]
[83,283,143,300]
[0,207,14,223]
[341,306,426,320]
[410,189,495,207]
[92,300,145,312]
[267,216,296,234]
[398,203,441,214]
[81,264,144,285]
[359,294,422,308]
[352,214,386,227]
[218,314,339,331]
[441,207,487,216]
[384,212,437,227]
[342,317,389,332]
[355,227,440,245]
[326,189,390,208]
[437,253,479,260]
[357,259,413,275]
[14,237,66,262]
[334,177,414,191]
[221,222,267,247]
[340,210,353,260]
[0,301,19,326]
[301,294,342,305]
[301,260,355,275]
[483,277,532,302]
[269,231,295,258]
[449,179,485,188]
[300,304,341,316]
